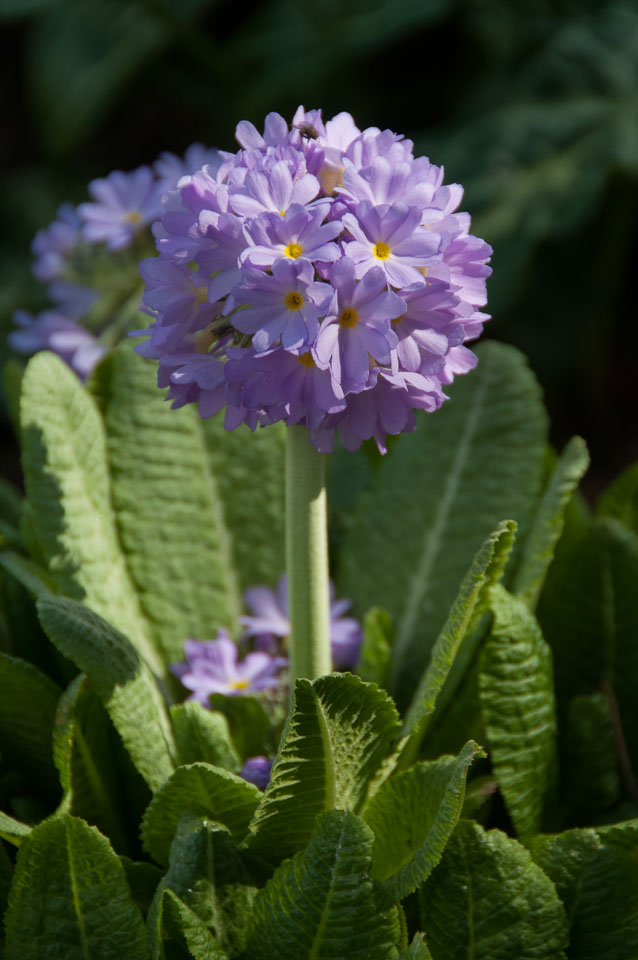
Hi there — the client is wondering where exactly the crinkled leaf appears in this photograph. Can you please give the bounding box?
[245,809,401,960]
[564,692,622,823]
[0,810,30,847]
[37,594,176,791]
[152,888,229,960]
[20,351,166,681]
[529,827,638,960]
[479,585,557,836]
[208,694,275,760]
[356,607,393,687]
[0,651,60,793]
[141,762,261,866]
[171,701,240,771]
[513,436,589,608]
[149,814,256,956]
[362,741,481,906]
[420,821,568,960]
[340,341,547,707]
[247,673,401,863]
[4,814,147,960]
[401,520,516,759]
[95,342,242,664]
[597,462,638,537]
[398,935,433,959]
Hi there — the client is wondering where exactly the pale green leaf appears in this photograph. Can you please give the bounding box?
[356,607,392,687]
[247,673,401,863]
[0,810,31,847]
[4,814,147,960]
[597,462,638,537]
[171,701,240,771]
[362,741,481,906]
[398,935,433,959]
[245,809,401,960]
[529,827,638,959]
[478,585,557,836]
[20,351,166,681]
[96,343,242,663]
[141,762,261,866]
[421,821,568,959]
[401,520,516,759]
[37,594,176,791]
[513,436,589,608]
[151,888,229,960]
[340,341,547,706]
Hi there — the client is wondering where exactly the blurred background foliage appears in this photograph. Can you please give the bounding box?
[1,0,637,494]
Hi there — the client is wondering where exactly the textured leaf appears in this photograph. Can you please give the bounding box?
[564,692,622,823]
[96,342,242,663]
[340,341,547,706]
[141,762,261,866]
[245,809,401,960]
[20,351,166,681]
[171,701,240,770]
[597,462,638,536]
[398,935,433,959]
[356,607,393,687]
[402,520,516,758]
[152,888,229,960]
[513,436,589,608]
[52,674,130,853]
[208,693,275,760]
[0,810,31,846]
[120,856,163,918]
[149,814,256,956]
[4,814,147,960]
[37,594,176,791]
[247,674,401,863]
[420,821,568,960]
[529,827,638,960]
[0,651,60,793]
[478,585,557,836]
[362,741,481,905]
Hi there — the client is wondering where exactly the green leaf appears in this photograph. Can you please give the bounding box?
[245,809,401,960]
[512,436,590,608]
[20,351,166,681]
[362,741,481,906]
[150,814,256,956]
[37,594,176,791]
[152,888,229,960]
[529,827,638,959]
[4,814,147,960]
[401,520,516,759]
[398,935,433,959]
[340,341,547,706]
[0,651,61,793]
[141,763,261,866]
[597,462,638,537]
[478,585,557,837]
[120,856,163,918]
[96,342,242,664]
[171,701,240,771]
[420,821,568,959]
[0,810,31,847]
[52,674,131,853]
[564,692,622,823]
[247,674,401,863]
[356,607,393,687]
[0,839,11,920]
[208,694,275,760]
[0,476,21,528]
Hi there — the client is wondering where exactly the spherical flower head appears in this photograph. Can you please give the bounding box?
[239,756,273,791]
[171,630,288,703]
[78,166,166,250]
[240,574,362,670]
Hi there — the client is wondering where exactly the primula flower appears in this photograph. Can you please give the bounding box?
[239,756,273,791]
[130,107,491,452]
[240,574,362,670]
[9,310,107,380]
[171,631,287,703]
[78,166,166,250]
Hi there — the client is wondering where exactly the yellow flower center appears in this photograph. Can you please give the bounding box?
[124,210,142,224]
[338,307,359,328]
[297,353,315,368]
[284,291,304,311]
[373,242,391,260]
[392,314,405,325]
[417,265,428,277]
[284,242,303,259]
[229,680,249,691]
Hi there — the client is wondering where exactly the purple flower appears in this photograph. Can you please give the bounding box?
[241,202,342,269]
[239,756,273,791]
[9,310,107,379]
[240,574,362,670]
[78,166,165,250]
[343,201,440,288]
[31,204,82,283]
[171,631,287,703]
[154,143,226,192]
[229,159,320,219]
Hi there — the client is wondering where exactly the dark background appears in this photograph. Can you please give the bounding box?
[1,0,637,498]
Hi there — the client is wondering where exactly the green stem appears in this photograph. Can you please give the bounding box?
[286,424,332,681]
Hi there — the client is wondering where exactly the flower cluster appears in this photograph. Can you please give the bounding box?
[10,145,221,379]
[135,108,491,452]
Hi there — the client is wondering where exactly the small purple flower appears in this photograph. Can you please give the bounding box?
[31,204,82,283]
[239,756,273,791]
[241,202,342,269]
[240,574,362,670]
[78,166,165,250]
[9,310,107,379]
[154,143,226,192]
[229,159,320,219]
[171,631,287,703]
